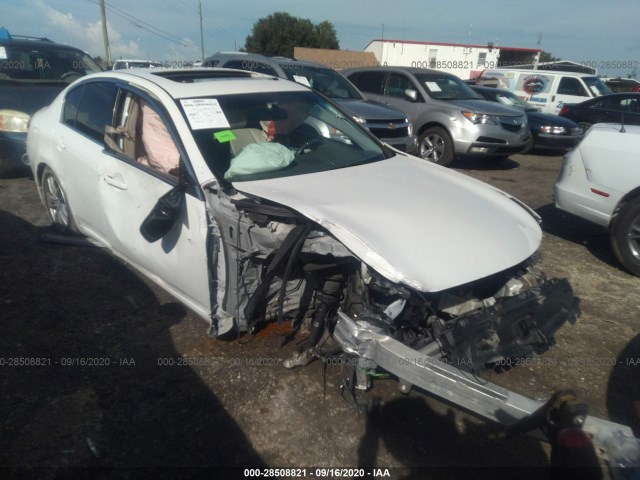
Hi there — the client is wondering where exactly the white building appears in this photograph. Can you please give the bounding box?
[365,39,541,80]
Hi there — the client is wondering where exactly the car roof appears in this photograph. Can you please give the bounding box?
[343,66,452,76]
[73,68,310,98]
[0,36,88,54]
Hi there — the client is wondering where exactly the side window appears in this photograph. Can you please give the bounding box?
[602,97,637,112]
[385,73,414,99]
[105,91,179,178]
[62,85,84,128]
[224,59,277,76]
[348,71,385,95]
[558,77,588,97]
[74,82,119,142]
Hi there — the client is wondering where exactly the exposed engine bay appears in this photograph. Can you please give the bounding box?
[206,190,580,378]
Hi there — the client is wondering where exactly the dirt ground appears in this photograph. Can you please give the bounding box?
[1,151,639,479]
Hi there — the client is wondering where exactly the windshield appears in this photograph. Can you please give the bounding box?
[281,65,362,100]
[584,76,612,96]
[492,90,535,111]
[182,91,387,182]
[415,73,482,100]
[0,45,102,83]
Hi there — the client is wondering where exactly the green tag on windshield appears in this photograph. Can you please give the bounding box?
[214,130,236,143]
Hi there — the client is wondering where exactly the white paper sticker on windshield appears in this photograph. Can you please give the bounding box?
[293,75,311,87]
[0,47,7,60]
[425,82,442,92]
[180,98,230,130]
[589,85,599,95]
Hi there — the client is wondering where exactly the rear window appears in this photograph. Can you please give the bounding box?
[0,44,101,83]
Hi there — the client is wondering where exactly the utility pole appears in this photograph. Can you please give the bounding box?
[199,0,204,62]
[99,0,111,65]
[534,33,543,70]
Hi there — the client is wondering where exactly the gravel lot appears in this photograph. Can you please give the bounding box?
[1,151,639,478]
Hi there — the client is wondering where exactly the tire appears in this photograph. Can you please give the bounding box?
[610,199,640,276]
[577,122,592,134]
[521,134,535,155]
[41,167,78,233]
[417,127,454,167]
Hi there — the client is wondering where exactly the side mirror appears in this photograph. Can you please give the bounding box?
[140,184,185,242]
[404,88,418,101]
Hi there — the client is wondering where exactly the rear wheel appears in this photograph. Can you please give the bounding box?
[418,127,454,166]
[41,167,78,233]
[610,198,640,276]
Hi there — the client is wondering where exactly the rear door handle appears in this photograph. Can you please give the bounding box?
[102,175,128,190]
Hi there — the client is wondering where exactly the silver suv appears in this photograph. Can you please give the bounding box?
[343,67,530,166]
[203,52,417,153]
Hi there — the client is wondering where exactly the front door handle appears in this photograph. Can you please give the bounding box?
[55,137,66,150]
[102,175,128,190]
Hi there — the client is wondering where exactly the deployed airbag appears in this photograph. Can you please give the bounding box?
[224,142,294,180]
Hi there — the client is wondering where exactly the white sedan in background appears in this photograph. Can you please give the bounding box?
[555,123,640,276]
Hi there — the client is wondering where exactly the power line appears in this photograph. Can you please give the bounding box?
[85,0,196,48]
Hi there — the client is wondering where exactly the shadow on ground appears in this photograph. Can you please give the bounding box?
[536,203,623,271]
[0,210,264,477]
[607,333,640,438]
[355,394,551,479]
[452,155,520,171]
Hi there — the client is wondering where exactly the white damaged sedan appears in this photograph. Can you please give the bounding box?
[27,68,583,426]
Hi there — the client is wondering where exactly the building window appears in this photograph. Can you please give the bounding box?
[477,52,487,69]
[428,49,438,68]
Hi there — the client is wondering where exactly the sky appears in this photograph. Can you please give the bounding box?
[3,0,639,78]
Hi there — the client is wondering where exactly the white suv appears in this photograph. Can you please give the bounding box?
[555,123,640,275]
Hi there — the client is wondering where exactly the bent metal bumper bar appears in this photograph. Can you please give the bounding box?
[333,310,635,451]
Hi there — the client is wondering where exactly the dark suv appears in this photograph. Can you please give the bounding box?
[0,28,102,177]
[203,52,417,153]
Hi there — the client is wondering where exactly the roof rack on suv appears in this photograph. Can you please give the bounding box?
[6,34,53,43]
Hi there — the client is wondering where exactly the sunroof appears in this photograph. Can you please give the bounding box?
[152,70,254,83]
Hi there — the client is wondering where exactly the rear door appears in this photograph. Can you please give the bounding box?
[97,87,211,319]
[55,81,119,243]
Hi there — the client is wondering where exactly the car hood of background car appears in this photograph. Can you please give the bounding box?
[450,98,524,117]
[527,111,579,129]
[233,154,542,292]
[334,98,408,121]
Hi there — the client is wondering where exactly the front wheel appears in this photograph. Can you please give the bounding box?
[41,167,78,233]
[418,127,454,167]
[610,199,640,276]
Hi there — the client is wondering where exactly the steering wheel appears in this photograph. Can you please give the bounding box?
[295,138,324,157]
